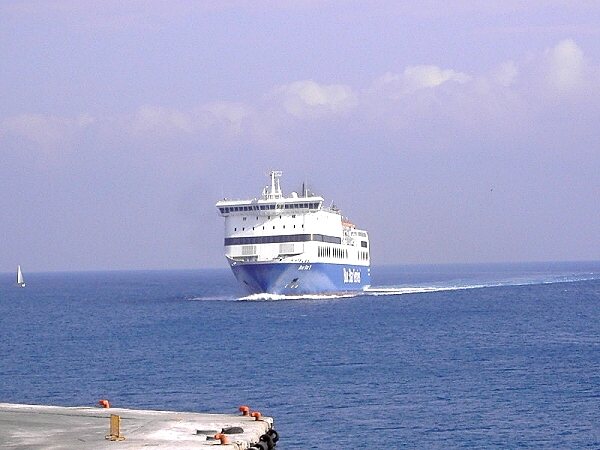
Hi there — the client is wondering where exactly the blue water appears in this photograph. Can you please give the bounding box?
[1,262,599,449]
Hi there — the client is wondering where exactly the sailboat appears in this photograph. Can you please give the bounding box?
[16,265,25,288]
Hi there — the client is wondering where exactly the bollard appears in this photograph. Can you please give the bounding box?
[105,414,125,441]
[214,433,230,444]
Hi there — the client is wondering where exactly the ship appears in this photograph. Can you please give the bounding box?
[216,171,371,295]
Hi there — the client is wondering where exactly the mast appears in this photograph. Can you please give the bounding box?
[265,170,283,200]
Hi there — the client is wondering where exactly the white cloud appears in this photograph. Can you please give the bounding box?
[493,61,519,87]
[274,80,357,118]
[0,113,94,150]
[544,38,586,92]
[129,102,252,137]
[403,65,471,89]
[199,101,252,134]
[130,106,194,136]
[372,65,471,99]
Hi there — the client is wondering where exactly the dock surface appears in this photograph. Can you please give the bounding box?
[0,403,274,449]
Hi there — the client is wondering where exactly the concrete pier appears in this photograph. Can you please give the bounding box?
[0,403,275,449]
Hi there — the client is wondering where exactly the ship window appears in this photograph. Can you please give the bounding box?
[262,226,265,230]
[293,225,296,228]
[361,241,368,248]
[242,227,245,231]
[292,215,296,218]
[243,217,246,221]
[283,225,285,229]
[273,226,275,229]
[234,227,237,231]
[252,227,255,230]
[224,233,341,246]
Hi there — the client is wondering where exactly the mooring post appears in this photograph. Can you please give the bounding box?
[105,414,125,441]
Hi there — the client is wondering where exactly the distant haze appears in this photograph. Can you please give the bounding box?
[1,1,599,272]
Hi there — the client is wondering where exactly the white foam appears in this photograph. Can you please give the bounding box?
[363,285,487,296]
[238,292,358,301]
[189,274,600,302]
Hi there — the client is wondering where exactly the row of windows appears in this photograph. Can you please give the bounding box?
[359,251,369,261]
[219,203,320,214]
[225,233,341,246]
[243,215,296,221]
[318,246,348,259]
[235,224,301,231]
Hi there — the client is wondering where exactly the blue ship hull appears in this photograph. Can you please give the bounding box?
[230,261,371,295]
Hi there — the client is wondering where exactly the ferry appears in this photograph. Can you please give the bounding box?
[216,171,371,295]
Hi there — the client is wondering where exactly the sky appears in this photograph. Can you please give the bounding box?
[1,0,599,272]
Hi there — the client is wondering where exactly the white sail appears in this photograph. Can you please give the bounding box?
[17,265,25,287]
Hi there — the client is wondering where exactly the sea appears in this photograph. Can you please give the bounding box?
[1,261,599,449]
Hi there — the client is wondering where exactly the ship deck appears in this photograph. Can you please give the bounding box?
[0,403,274,449]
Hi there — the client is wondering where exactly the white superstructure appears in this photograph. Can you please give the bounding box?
[216,171,370,294]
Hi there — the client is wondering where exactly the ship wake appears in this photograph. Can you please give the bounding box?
[238,292,359,301]
[236,275,599,301]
